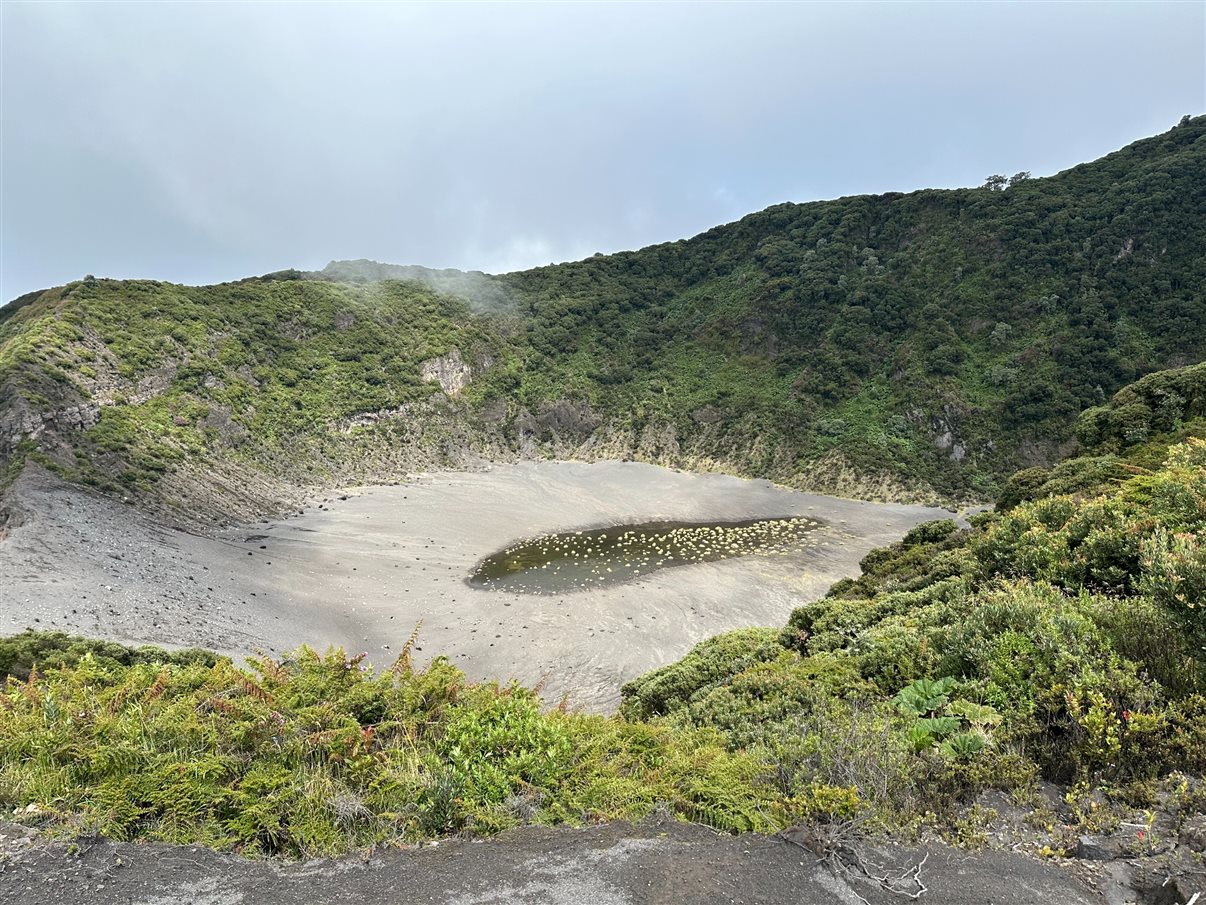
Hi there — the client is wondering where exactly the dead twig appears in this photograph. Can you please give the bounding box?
[776,826,929,901]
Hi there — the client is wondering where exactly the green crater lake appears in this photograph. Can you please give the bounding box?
[469,516,823,594]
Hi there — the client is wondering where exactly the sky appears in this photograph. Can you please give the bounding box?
[2,1,1204,302]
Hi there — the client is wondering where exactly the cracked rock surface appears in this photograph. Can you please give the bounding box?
[0,819,1116,905]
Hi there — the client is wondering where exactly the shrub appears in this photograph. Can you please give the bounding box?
[766,699,921,823]
[1140,528,1206,652]
[0,630,221,680]
[996,466,1051,512]
[440,688,573,800]
[902,519,958,546]
[619,627,784,720]
[0,640,782,856]
[682,652,869,748]
[784,782,862,822]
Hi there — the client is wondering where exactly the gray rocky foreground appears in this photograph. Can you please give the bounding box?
[6,818,1193,905]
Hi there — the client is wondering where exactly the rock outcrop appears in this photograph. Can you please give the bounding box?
[0,401,99,455]
[420,349,475,397]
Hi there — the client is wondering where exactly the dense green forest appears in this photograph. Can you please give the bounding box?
[1,117,1203,511]
[1,363,1202,856]
[492,117,1205,499]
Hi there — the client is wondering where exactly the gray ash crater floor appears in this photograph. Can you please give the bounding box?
[0,460,955,710]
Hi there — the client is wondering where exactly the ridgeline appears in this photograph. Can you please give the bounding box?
[1,118,1203,521]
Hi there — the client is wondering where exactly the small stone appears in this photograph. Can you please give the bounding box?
[1074,835,1113,860]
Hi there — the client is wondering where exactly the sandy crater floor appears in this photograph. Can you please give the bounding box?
[0,461,955,710]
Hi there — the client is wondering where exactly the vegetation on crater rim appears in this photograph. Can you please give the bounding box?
[1,117,1203,507]
[1,414,1202,857]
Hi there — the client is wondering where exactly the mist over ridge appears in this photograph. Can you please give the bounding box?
[4,2,1204,300]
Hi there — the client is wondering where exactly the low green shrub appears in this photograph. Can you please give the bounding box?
[682,652,869,748]
[643,440,1205,795]
[0,641,779,856]
[901,519,958,546]
[0,629,221,680]
[619,627,783,720]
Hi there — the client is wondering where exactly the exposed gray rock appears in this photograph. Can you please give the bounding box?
[1074,834,1114,860]
[198,404,248,448]
[235,365,261,387]
[0,818,1108,905]
[513,407,540,455]
[420,349,474,396]
[930,405,969,462]
[336,402,424,432]
[0,402,100,452]
[93,361,178,406]
[478,397,508,424]
[535,399,601,438]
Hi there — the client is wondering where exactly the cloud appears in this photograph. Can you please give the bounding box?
[2,1,1203,300]
[473,237,557,275]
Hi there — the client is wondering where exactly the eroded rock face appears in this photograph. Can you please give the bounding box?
[536,399,601,437]
[198,404,249,448]
[478,397,508,424]
[507,399,603,455]
[1181,815,1206,852]
[92,362,178,407]
[337,403,423,432]
[0,402,100,453]
[513,408,540,455]
[420,349,474,397]
[929,405,968,462]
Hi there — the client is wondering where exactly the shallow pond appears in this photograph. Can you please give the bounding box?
[468,515,823,593]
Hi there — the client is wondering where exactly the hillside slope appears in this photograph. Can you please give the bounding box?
[489,115,1205,498]
[1,117,1203,518]
[0,367,1201,897]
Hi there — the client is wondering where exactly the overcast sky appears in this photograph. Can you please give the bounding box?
[2,1,1203,301]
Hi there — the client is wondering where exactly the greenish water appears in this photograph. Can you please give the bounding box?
[468,516,822,594]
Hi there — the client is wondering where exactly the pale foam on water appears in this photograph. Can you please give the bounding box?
[468,516,823,594]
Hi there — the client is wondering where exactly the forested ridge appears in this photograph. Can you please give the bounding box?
[487,115,1205,496]
[1,117,1203,510]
